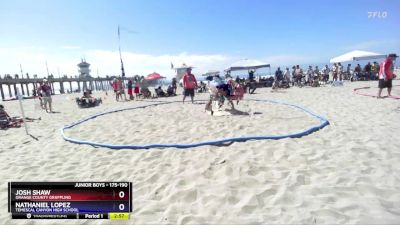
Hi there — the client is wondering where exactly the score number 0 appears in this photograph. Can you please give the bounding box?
[119,191,125,211]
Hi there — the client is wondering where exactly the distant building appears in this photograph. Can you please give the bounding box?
[78,59,91,78]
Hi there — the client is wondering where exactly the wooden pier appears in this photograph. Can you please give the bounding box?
[0,76,131,101]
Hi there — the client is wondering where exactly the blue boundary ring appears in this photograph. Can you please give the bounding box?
[61,99,330,149]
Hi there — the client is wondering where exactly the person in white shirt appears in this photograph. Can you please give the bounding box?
[294,65,303,85]
[284,67,291,84]
[322,65,330,82]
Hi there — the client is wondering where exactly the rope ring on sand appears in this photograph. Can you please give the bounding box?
[61,99,330,149]
[354,85,400,99]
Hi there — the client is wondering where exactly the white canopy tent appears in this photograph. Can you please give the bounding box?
[202,70,220,77]
[330,50,387,63]
[225,59,270,72]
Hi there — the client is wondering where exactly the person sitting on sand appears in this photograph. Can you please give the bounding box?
[141,87,152,98]
[81,90,101,103]
[167,85,175,96]
[77,90,102,108]
[155,86,166,97]
[0,104,39,129]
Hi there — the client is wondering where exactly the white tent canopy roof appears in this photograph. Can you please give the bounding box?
[330,50,387,63]
[202,70,220,76]
[226,59,270,71]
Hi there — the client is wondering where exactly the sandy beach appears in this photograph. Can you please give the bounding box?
[1,80,400,224]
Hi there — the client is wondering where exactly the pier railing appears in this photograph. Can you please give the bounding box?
[0,77,133,100]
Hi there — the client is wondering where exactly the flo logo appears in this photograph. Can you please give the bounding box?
[368,11,388,18]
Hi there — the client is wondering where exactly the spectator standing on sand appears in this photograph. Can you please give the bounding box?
[36,81,45,109]
[322,65,330,82]
[118,78,127,101]
[127,79,134,100]
[337,62,343,81]
[134,78,140,98]
[306,66,313,85]
[346,64,351,80]
[112,78,120,101]
[182,67,197,103]
[291,66,296,85]
[364,62,372,80]
[247,70,257,94]
[40,79,53,113]
[354,64,362,81]
[314,66,320,82]
[295,65,303,84]
[171,78,177,95]
[371,61,379,80]
[284,67,291,83]
[331,63,337,81]
[377,54,398,98]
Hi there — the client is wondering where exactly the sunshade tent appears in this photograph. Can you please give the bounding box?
[329,50,387,63]
[202,70,220,76]
[225,59,270,72]
[145,72,165,81]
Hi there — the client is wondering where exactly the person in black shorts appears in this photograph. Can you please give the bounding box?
[182,68,197,103]
[377,54,398,98]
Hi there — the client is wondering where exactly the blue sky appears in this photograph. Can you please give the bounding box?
[0,0,399,77]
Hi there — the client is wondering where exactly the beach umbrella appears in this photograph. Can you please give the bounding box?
[329,50,387,63]
[145,72,165,81]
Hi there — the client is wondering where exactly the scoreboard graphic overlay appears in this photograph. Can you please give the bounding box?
[8,182,132,220]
